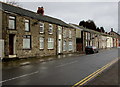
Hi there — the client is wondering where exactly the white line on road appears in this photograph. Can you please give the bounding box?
[55,61,78,68]
[0,71,39,84]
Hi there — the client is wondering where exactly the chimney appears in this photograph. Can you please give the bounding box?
[37,7,44,15]
[111,28,113,32]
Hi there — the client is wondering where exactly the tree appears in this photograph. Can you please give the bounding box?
[96,27,101,32]
[79,20,96,31]
[100,27,105,33]
[79,20,86,27]
[4,0,20,7]
[79,20,106,33]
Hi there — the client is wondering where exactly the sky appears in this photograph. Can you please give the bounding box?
[1,0,119,32]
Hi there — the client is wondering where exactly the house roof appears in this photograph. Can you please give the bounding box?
[1,2,72,28]
[71,24,115,37]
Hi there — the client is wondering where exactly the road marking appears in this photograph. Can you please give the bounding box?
[72,58,118,87]
[55,61,78,68]
[0,71,39,84]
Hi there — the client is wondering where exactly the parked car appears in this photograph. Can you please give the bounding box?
[85,46,99,54]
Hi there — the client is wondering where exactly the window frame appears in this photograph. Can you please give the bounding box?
[48,24,53,34]
[69,41,73,51]
[48,38,54,49]
[39,37,44,49]
[39,22,44,33]
[63,40,67,51]
[23,35,31,49]
[8,16,16,30]
[69,30,72,38]
[63,29,67,38]
[25,19,30,32]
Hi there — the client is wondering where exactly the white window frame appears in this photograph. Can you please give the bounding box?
[69,30,72,38]
[9,16,15,29]
[63,29,67,38]
[39,22,44,33]
[40,37,44,49]
[48,24,53,34]
[23,35,31,49]
[48,38,54,49]
[69,41,73,51]
[25,19,30,31]
[63,40,67,51]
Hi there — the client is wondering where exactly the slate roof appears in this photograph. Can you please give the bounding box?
[71,24,114,37]
[1,2,72,28]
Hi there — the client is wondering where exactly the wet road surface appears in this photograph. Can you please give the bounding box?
[1,48,118,85]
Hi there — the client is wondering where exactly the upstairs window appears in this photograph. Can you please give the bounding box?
[23,35,31,49]
[48,24,53,34]
[69,30,72,38]
[9,16,15,29]
[63,29,67,38]
[48,38,54,49]
[39,22,44,33]
[25,19,30,31]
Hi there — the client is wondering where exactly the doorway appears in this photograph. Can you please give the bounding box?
[9,34,16,55]
[57,26,62,54]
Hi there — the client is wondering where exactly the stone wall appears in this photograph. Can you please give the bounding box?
[2,12,76,59]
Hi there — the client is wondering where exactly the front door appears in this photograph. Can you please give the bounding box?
[57,26,62,54]
[9,34,15,55]
[58,39,62,54]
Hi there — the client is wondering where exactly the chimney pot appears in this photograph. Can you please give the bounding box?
[37,7,44,15]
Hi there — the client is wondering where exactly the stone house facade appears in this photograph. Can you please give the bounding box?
[70,24,119,52]
[1,2,76,59]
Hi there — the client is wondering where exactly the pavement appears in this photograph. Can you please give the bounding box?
[83,59,119,87]
[1,48,119,86]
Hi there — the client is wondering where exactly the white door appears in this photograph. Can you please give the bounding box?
[57,26,62,54]
[58,39,62,54]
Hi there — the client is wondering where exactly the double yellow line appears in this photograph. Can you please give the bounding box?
[72,58,118,87]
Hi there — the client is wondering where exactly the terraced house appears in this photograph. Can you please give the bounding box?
[0,2,76,59]
[70,24,119,53]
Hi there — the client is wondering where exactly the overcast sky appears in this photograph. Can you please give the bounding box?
[1,0,119,32]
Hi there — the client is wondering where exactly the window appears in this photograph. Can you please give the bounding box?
[86,32,88,40]
[88,33,90,40]
[69,41,73,51]
[40,37,44,49]
[48,24,53,34]
[39,22,44,33]
[69,30,72,38]
[48,38,54,49]
[23,35,31,49]
[25,19,30,31]
[9,16,15,29]
[63,29,67,38]
[63,40,67,51]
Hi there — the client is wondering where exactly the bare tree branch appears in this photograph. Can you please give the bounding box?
[4,0,21,7]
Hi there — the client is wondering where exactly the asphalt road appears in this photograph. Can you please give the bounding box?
[1,48,118,86]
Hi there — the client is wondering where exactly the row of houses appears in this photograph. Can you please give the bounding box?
[0,2,119,59]
[71,24,120,53]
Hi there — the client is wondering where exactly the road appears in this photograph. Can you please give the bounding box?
[1,48,118,86]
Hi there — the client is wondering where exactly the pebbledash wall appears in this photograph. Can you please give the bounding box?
[1,2,76,59]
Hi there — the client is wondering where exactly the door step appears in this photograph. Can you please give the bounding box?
[9,55,17,58]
